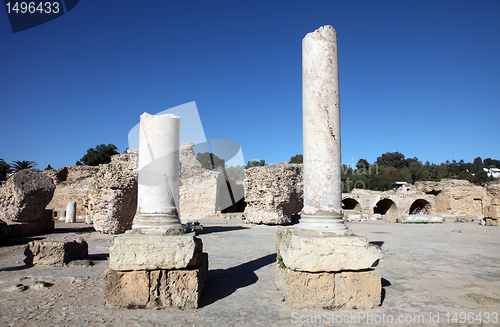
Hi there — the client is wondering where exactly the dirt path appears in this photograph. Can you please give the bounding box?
[1,219,499,326]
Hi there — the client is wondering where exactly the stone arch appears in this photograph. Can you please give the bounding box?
[409,199,431,215]
[342,198,361,211]
[373,199,397,216]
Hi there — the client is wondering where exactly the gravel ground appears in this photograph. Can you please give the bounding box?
[1,219,499,326]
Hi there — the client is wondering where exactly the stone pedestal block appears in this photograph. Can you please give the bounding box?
[24,237,88,266]
[109,232,202,271]
[104,253,208,309]
[276,228,383,309]
[280,232,383,272]
[275,264,381,309]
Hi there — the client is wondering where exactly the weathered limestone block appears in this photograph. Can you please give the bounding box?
[24,237,88,266]
[334,270,382,309]
[0,169,55,222]
[85,151,138,234]
[244,162,303,225]
[275,265,381,309]
[280,233,383,272]
[109,233,203,271]
[401,215,444,223]
[104,253,208,309]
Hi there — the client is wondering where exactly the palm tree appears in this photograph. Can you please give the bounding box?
[0,158,10,181]
[10,160,37,173]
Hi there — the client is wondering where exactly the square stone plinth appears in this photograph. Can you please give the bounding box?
[109,233,202,271]
[279,232,383,273]
[275,264,381,309]
[24,237,88,267]
[104,253,208,309]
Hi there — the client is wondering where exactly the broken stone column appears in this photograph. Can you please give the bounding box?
[104,113,207,309]
[65,201,76,223]
[276,26,383,309]
[132,113,182,233]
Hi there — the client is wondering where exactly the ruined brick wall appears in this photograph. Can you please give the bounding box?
[44,166,96,219]
[412,179,491,216]
[244,162,303,225]
[179,143,224,221]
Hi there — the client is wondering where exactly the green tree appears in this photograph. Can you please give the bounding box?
[77,144,119,166]
[0,158,10,181]
[484,158,500,169]
[376,152,406,169]
[472,169,493,185]
[11,160,37,172]
[289,154,303,164]
[246,160,266,168]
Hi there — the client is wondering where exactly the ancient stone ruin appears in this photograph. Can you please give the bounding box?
[275,25,383,309]
[244,162,302,225]
[0,169,55,239]
[85,150,138,234]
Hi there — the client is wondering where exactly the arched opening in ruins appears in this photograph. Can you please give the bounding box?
[373,199,397,216]
[342,198,361,211]
[409,199,431,215]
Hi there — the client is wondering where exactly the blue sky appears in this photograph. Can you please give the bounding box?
[1,0,499,170]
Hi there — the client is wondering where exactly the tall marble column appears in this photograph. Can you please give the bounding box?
[132,112,183,233]
[297,25,350,234]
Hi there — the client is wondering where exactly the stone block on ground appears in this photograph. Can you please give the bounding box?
[1,209,54,240]
[104,253,208,309]
[275,264,381,309]
[109,233,203,271]
[334,269,382,309]
[276,226,293,254]
[280,233,383,272]
[401,215,444,223]
[24,237,88,266]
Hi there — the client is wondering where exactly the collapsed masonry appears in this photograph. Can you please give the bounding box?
[0,170,55,239]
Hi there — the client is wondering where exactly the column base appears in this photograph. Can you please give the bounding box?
[295,214,352,235]
[104,253,208,309]
[276,226,383,309]
[132,213,183,234]
[275,264,381,309]
[109,233,203,271]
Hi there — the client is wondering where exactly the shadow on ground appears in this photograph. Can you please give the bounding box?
[381,278,392,305]
[87,253,109,261]
[201,253,276,307]
[202,226,250,234]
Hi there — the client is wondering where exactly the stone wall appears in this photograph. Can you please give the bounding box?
[84,151,138,234]
[179,142,244,220]
[44,166,95,220]
[179,143,223,221]
[412,179,491,216]
[244,162,303,225]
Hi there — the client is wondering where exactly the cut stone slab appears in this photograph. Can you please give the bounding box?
[334,270,382,309]
[104,253,208,309]
[24,237,88,266]
[401,215,444,223]
[109,232,202,271]
[280,233,383,272]
[275,264,381,309]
